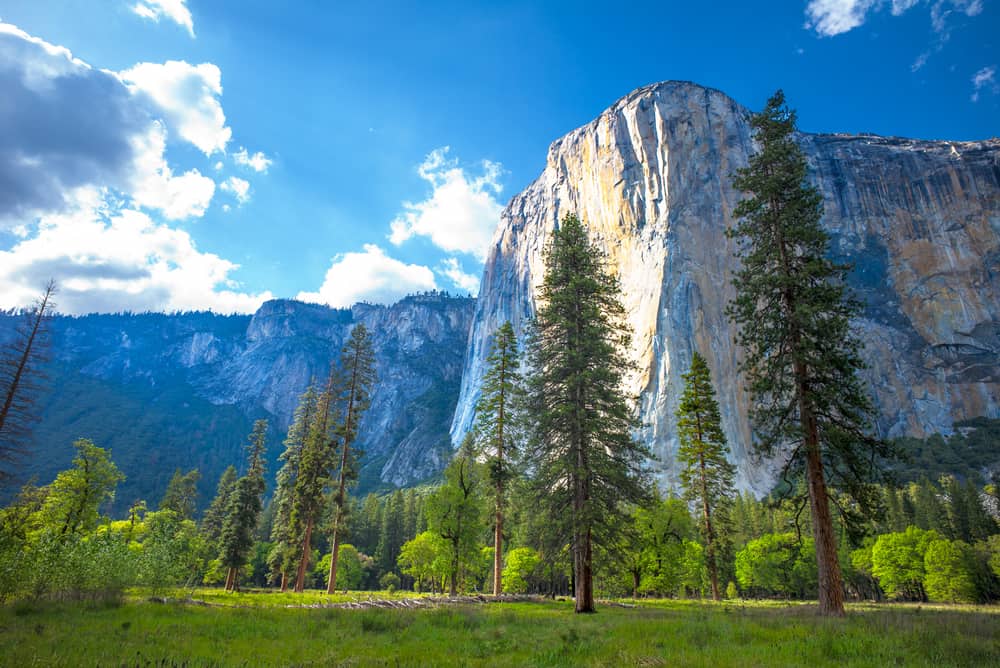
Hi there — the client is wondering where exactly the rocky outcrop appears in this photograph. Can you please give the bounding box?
[452,81,1000,494]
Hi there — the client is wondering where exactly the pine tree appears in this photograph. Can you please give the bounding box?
[159,468,200,520]
[675,352,735,601]
[524,212,652,613]
[201,465,237,546]
[376,490,405,577]
[473,321,523,597]
[219,420,268,592]
[290,368,340,592]
[269,383,318,591]
[327,324,377,594]
[727,90,893,616]
[0,280,56,484]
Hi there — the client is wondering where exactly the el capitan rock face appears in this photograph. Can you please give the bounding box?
[452,81,1000,494]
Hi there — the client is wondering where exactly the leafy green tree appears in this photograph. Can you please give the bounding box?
[675,352,735,601]
[735,532,817,598]
[136,510,203,593]
[634,496,695,597]
[524,212,652,613]
[327,323,377,594]
[269,383,317,590]
[0,280,56,484]
[727,90,892,616]
[398,531,445,593]
[158,468,200,520]
[923,538,977,603]
[219,420,268,592]
[38,438,124,536]
[426,437,485,595]
[870,526,940,601]
[473,321,523,597]
[502,547,540,594]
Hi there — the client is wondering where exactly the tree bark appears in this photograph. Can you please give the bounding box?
[326,512,343,595]
[280,571,288,593]
[802,406,845,616]
[294,518,313,593]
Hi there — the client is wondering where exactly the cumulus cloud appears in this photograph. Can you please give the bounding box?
[439,258,480,294]
[388,147,503,260]
[129,122,216,218]
[0,23,151,224]
[0,191,271,314]
[118,61,231,155]
[132,0,195,38]
[233,147,272,173]
[297,244,437,308]
[971,65,997,102]
[0,22,231,225]
[806,0,983,40]
[220,176,251,204]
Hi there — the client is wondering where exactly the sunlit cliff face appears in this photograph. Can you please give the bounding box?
[453,80,1000,495]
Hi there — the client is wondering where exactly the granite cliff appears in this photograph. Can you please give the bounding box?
[452,81,1000,494]
[3,293,474,508]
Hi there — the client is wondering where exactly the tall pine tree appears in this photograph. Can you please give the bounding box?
[675,352,735,601]
[727,90,892,616]
[326,324,377,594]
[269,383,318,591]
[525,213,652,613]
[219,420,268,592]
[473,321,523,597]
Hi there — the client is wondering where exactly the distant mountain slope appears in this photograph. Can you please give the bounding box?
[1,293,475,510]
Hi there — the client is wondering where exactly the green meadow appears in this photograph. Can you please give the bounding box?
[2,592,997,667]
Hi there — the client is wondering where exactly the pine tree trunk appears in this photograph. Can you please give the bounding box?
[799,374,845,616]
[493,505,503,596]
[326,513,343,595]
[280,571,288,593]
[575,526,594,613]
[294,518,313,593]
[224,566,235,592]
[700,454,720,601]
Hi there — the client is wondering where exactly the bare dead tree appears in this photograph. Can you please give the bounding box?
[0,279,57,484]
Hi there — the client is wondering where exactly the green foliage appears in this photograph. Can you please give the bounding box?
[398,531,446,592]
[735,533,817,598]
[725,580,738,600]
[502,547,540,594]
[871,526,940,600]
[923,539,978,603]
[524,212,652,611]
[378,571,400,593]
[425,439,486,594]
[36,438,124,537]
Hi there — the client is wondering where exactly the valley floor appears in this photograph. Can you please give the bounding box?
[1,591,997,667]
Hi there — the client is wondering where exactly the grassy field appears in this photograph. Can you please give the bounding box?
[1,591,997,667]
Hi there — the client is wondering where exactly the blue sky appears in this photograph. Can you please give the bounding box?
[0,0,996,314]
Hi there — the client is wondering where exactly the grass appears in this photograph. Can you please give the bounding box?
[1,591,997,667]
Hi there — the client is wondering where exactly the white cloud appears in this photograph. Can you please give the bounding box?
[132,0,195,38]
[233,147,272,173]
[805,0,878,36]
[297,244,437,308]
[971,65,997,102]
[388,147,503,260]
[220,176,251,204]
[0,191,271,314]
[118,60,231,155]
[129,122,215,219]
[806,0,984,40]
[439,257,480,294]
